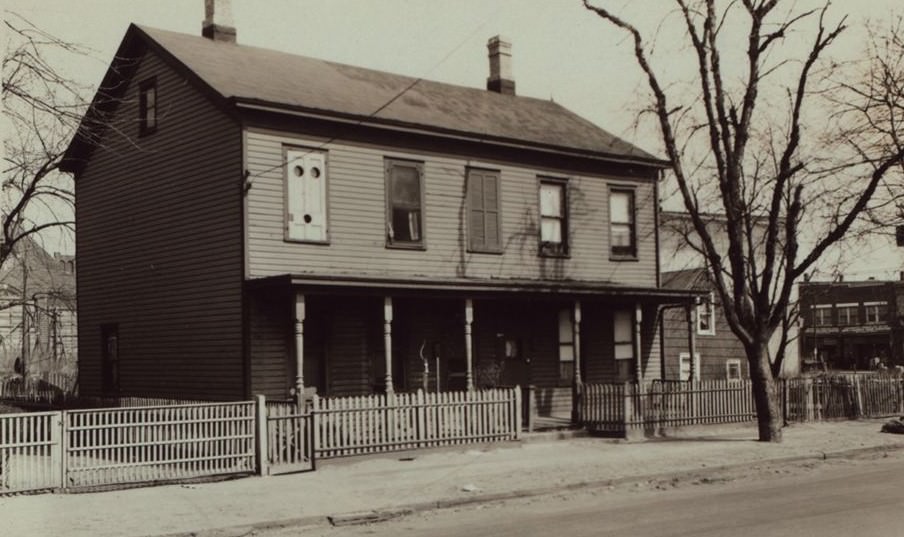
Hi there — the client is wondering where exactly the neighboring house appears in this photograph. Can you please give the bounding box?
[661,268,747,381]
[0,236,77,378]
[60,9,698,420]
[659,211,800,380]
[798,278,904,371]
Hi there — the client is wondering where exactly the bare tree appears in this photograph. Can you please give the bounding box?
[2,13,83,270]
[584,1,904,441]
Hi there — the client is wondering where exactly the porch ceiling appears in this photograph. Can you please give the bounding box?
[246,274,703,305]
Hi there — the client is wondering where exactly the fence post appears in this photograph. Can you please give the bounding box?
[51,411,65,491]
[255,395,269,477]
[898,379,904,415]
[514,385,522,440]
[416,389,426,448]
[311,394,321,459]
[622,382,633,437]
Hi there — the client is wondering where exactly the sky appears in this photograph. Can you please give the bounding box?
[3,0,902,280]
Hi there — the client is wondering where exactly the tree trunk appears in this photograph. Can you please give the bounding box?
[748,344,783,442]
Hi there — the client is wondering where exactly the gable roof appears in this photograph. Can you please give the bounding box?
[63,24,666,172]
[661,267,710,291]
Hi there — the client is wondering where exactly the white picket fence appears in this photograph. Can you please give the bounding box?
[64,401,256,488]
[0,388,522,493]
[313,388,521,458]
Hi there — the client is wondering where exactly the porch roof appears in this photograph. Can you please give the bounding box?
[247,274,703,304]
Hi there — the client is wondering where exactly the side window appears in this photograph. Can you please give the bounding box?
[697,293,715,335]
[138,77,157,136]
[726,359,743,381]
[101,324,119,394]
[609,188,636,258]
[467,168,502,253]
[385,159,425,248]
[285,148,328,242]
[539,179,568,256]
[679,352,701,381]
[614,310,635,380]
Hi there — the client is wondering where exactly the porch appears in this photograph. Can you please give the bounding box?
[246,275,702,430]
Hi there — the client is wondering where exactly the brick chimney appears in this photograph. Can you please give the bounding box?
[486,36,515,96]
[202,0,236,43]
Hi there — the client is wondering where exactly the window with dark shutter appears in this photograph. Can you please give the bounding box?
[467,169,502,253]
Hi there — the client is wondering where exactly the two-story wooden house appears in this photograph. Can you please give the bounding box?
[61,11,697,422]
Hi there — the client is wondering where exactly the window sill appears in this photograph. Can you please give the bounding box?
[467,247,504,255]
[696,330,716,337]
[284,237,331,246]
[610,254,638,262]
[386,242,427,251]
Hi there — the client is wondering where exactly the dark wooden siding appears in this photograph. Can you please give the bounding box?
[662,301,747,380]
[248,288,290,399]
[76,49,244,399]
[244,129,659,287]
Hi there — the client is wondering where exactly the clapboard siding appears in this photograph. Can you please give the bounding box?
[248,289,290,399]
[76,49,244,399]
[662,299,747,380]
[244,130,659,286]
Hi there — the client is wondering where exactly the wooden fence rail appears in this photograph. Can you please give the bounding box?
[784,376,904,422]
[64,401,256,489]
[312,388,521,458]
[582,380,756,434]
[0,411,61,494]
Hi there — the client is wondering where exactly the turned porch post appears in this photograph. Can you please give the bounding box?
[572,301,583,423]
[465,299,474,391]
[294,292,306,404]
[384,297,394,395]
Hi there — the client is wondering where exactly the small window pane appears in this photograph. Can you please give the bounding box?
[610,191,631,223]
[541,218,562,243]
[615,343,634,360]
[540,184,562,217]
[611,224,632,247]
[391,167,420,206]
[392,209,421,241]
[614,311,632,342]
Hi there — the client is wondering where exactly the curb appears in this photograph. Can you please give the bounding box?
[150,442,904,537]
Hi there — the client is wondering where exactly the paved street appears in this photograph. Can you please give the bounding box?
[281,455,904,537]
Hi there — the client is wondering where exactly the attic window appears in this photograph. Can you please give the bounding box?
[139,77,157,136]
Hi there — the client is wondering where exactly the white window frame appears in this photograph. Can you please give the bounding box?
[557,308,575,385]
[726,359,743,381]
[697,293,716,336]
[864,301,886,324]
[679,352,701,382]
[614,310,634,361]
[836,302,858,326]
[814,304,832,326]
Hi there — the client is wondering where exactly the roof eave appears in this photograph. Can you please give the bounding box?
[232,98,670,169]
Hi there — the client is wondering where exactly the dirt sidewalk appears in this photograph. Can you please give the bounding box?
[1,420,902,537]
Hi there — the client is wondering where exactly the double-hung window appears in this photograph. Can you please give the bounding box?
[467,168,502,252]
[814,305,832,326]
[837,303,858,326]
[864,302,887,324]
[614,310,635,381]
[385,159,425,248]
[539,178,568,256]
[558,309,575,385]
[609,188,636,258]
[138,77,157,136]
[697,293,715,335]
